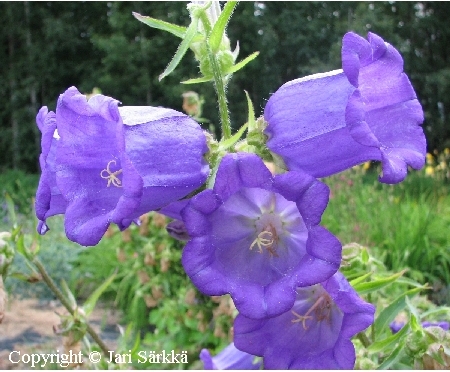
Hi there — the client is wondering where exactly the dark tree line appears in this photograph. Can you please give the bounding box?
[2,1,449,173]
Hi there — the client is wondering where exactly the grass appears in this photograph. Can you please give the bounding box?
[322,165,450,288]
[1,166,450,303]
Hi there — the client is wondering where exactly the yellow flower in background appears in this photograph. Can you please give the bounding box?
[426,153,434,165]
[425,166,435,176]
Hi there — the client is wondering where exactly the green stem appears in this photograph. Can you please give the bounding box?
[357,332,371,348]
[208,48,232,140]
[33,257,112,360]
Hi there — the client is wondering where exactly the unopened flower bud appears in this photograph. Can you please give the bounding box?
[217,50,235,72]
[182,91,201,117]
[121,229,132,243]
[139,214,150,236]
[144,294,157,308]
[144,253,155,266]
[117,248,127,262]
[152,213,167,228]
[137,270,150,284]
[160,258,170,272]
[152,286,164,301]
[185,288,197,305]
[0,277,6,323]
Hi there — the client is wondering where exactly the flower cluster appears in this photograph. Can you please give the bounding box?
[35,17,425,369]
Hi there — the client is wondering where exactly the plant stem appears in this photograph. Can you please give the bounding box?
[357,332,371,348]
[33,257,112,359]
[208,47,232,140]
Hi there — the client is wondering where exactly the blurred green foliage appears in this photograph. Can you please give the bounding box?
[322,162,450,302]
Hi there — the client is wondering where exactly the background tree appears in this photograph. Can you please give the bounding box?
[1,1,449,173]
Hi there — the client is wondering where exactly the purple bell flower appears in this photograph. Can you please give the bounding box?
[35,107,68,235]
[264,31,426,184]
[36,86,209,246]
[181,152,341,319]
[390,320,450,334]
[234,272,375,370]
[200,343,261,370]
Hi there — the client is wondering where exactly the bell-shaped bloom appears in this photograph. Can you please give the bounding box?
[181,152,341,319]
[35,107,68,235]
[390,320,450,334]
[36,86,209,246]
[200,343,261,370]
[264,31,426,184]
[234,271,375,370]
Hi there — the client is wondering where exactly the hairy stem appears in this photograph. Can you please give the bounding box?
[33,257,112,360]
[209,51,231,140]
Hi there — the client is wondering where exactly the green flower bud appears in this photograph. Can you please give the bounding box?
[405,329,428,358]
[0,232,14,276]
[217,50,235,73]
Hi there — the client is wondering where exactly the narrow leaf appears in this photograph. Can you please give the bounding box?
[225,51,259,75]
[4,193,17,227]
[349,271,373,287]
[244,90,256,131]
[368,323,410,354]
[181,76,213,85]
[374,287,424,338]
[421,306,450,319]
[132,12,187,38]
[83,272,116,317]
[353,270,407,295]
[219,123,248,151]
[159,17,199,81]
[377,342,405,370]
[209,1,238,53]
[61,279,77,309]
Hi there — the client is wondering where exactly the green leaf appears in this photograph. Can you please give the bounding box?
[405,296,420,323]
[181,75,213,84]
[15,233,26,258]
[132,12,187,38]
[244,90,256,131]
[353,270,407,295]
[349,271,373,287]
[61,279,77,309]
[225,51,259,75]
[159,17,199,81]
[9,272,30,282]
[409,312,422,332]
[361,247,370,264]
[374,287,424,338]
[218,123,248,151]
[420,306,450,319]
[368,322,410,354]
[4,192,17,227]
[209,1,238,53]
[377,342,405,370]
[82,272,116,317]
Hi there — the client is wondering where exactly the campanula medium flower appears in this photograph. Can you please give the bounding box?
[181,152,341,319]
[35,107,68,235]
[200,342,261,370]
[264,31,426,184]
[390,320,450,334]
[36,87,209,246]
[234,271,375,370]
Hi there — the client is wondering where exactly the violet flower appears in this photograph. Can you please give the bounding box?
[35,107,68,235]
[264,32,426,184]
[200,343,261,370]
[36,87,209,246]
[181,152,341,319]
[390,320,450,334]
[234,271,375,370]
